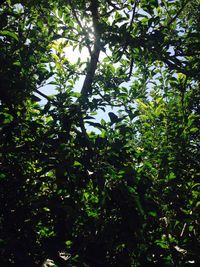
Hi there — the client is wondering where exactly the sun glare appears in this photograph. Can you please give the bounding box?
[64,45,90,65]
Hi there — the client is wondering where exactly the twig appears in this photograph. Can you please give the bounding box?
[80,0,101,100]
[180,222,187,237]
[160,0,190,30]
[128,53,134,79]
[98,91,122,107]
[118,0,138,60]
[35,88,56,105]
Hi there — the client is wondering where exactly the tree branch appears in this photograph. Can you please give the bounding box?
[35,89,50,101]
[80,0,101,100]
[35,88,57,106]
[116,0,138,62]
[160,0,190,30]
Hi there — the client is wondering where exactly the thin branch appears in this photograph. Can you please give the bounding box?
[80,0,101,100]
[160,0,190,30]
[126,1,138,79]
[129,0,138,32]
[103,0,128,16]
[104,7,119,16]
[180,222,187,237]
[35,88,57,105]
[52,33,82,44]
[106,0,122,10]
[117,0,138,62]
[98,91,125,107]
[128,53,134,79]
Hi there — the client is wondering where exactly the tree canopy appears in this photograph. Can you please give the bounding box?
[0,0,199,266]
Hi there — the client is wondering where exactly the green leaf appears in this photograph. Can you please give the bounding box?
[148,211,157,217]
[58,9,63,18]
[0,30,19,41]
[65,240,72,248]
[190,127,198,133]
[167,172,176,180]
[0,173,6,180]
[73,161,82,167]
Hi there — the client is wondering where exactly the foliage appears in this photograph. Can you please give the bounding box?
[0,0,199,266]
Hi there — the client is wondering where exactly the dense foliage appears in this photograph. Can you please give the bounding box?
[0,0,199,266]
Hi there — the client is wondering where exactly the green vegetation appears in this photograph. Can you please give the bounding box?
[0,0,199,266]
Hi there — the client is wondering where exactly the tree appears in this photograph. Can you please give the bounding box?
[0,0,199,266]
